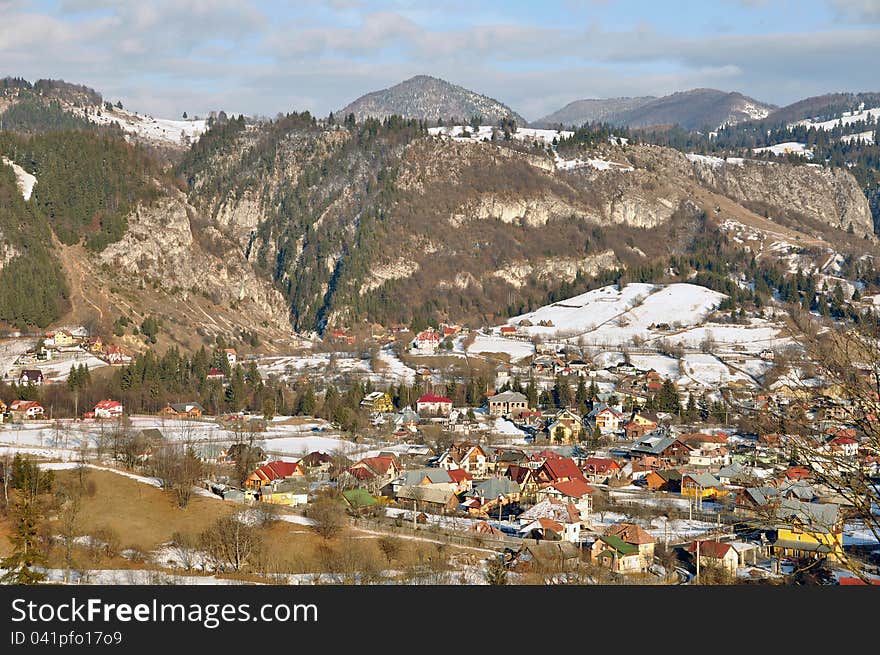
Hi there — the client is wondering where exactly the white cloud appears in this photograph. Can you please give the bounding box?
[830,0,880,21]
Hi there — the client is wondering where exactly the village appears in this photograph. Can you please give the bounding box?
[1,304,878,586]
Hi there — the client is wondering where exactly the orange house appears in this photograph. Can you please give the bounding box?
[245,460,305,489]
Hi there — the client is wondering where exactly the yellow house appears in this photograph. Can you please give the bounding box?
[51,330,79,348]
[681,473,728,499]
[773,500,843,562]
[360,391,395,413]
[259,488,308,506]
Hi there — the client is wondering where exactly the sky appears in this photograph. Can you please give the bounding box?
[1,0,879,121]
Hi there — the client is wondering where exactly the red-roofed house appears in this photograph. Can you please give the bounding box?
[416,394,453,417]
[534,456,587,486]
[687,540,739,574]
[828,436,859,457]
[339,455,402,494]
[782,466,812,481]
[245,460,305,489]
[446,468,473,493]
[9,400,44,421]
[93,399,123,419]
[581,457,624,485]
[410,329,441,354]
[499,326,517,336]
[104,345,132,366]
[536,479,594,521]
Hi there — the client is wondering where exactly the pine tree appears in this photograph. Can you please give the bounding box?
[484,555,508,585]
[1,496,47,584]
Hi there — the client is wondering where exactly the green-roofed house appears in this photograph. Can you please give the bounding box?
[590,534,643,573]
[342,488,378,513]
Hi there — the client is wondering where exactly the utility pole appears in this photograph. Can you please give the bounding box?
[695,540,701,584]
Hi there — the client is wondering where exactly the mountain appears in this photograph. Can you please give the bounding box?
[764,92,880,126]
[532,96,655,128]
[2,75,878,347]
[338,75,527,125]
[535,89,776,130]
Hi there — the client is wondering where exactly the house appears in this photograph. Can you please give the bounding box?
[772,499,843,562]
[509,542,581,574]
[19,369,44,386]
[603,522,656,570]
[681,472,727,499]
[535,479,594,522]
[360,391,394,413]
[223,348,238,367]
[160,402,205,418]
[436,442,488,477]
[244,460,305,489]
[0,399,6,415]
[499,326,517,336]
[416,394,453,417]
[461,478,520,516]
[588,403,624,433]
[341,488,378,513]
[206,367,225,381]
[487,390,529,417]
[687,540,740,575]
[85,336,103,354]
[630,434,692,467]
[93,399,123,419]
[533,454,587,486]
[590,535,643,573]
[623,420,655,440]
[9,400,44,421]
[258,479,309,506]
[339,455,401,494]
[518,497,581,543]
[547,408,583,443]
[48,330,79,349]
[300,451,334,473]
[644,468,682,492]
[581,457,624,485]
[410,329,441,354]
[104,345,132,366]
[395,485,460,513]
[329,329,355,345]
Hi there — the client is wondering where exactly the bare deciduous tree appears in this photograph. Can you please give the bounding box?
[200,514,264,573]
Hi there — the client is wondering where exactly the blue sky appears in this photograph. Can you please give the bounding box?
[1,0,879,120]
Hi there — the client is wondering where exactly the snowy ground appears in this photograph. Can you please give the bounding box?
[467,334,535,362]
[1,156,37,200]
[75,106,208,146]
[427,125,572,146]
[0,415,365,460]
[792,106,880,132]
[752,142,813,158]
[504,283,725,346]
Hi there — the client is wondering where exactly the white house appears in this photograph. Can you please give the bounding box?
[410,330,441,354]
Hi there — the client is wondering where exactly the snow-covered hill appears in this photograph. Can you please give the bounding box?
[507,283,724,342]
[74,106,208,146]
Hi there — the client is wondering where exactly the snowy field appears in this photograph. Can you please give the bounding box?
[467,334,535,362]
[505,283,725,345]
[427,125,572,146]
[752,142,813,158]
[1,156,37,200]
[76,106,208,146]
[258,348,418,385]
[792,106,880,132]
[0,415,366,460]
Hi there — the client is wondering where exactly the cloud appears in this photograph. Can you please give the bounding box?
[1,2,878,120]
[829,0,880,21]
